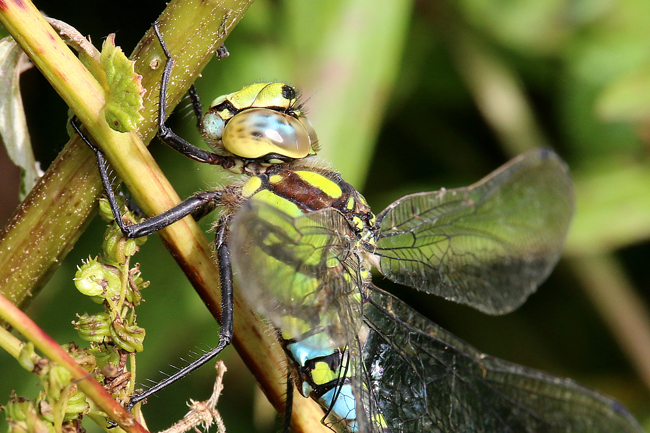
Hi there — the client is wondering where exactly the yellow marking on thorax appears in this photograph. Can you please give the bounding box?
[241,176,263,197]
[295,171,343,199]
[252,189,303,217]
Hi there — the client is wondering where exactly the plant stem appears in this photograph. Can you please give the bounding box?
[0,325,22,359]
[0,0,328,431]
[0,292,148,433]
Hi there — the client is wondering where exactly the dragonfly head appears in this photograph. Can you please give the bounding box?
[201,83,319,165]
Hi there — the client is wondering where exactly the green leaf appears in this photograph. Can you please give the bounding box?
[0,36,42,200]
[101,34,145,133]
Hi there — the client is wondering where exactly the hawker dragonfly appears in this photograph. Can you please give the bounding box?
[74,23,644,433]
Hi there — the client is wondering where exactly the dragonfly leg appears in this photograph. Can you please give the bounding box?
[283,369,294,433]
[127,215,234,410]
[187,84,203,129]
[152,21,230,167]
[215,214,234,356]
[185,42,229,132]
[72,116,224,238]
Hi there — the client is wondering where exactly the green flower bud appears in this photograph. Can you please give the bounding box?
[102,269,122,300]
[99,199,147,265]
[4,398,31,421]
[88,344,120,370]
[18,343,39,372]
[7,400,55,433]
[74,312,111,342]
[73,258,105,297]
[98,198,115,222]
[6,420,29,433]
[62,343,97,373]
[102,226,127,265]
[89,296,105,304]
[131,269,148,291]
[37,395,54,423]
[63,388,89,418]
[47,365,72,400]
[74,258,121,299]
[124,265,149,305]
[134,234,147,246]
[110,317,145,353]
[123,238,139,258]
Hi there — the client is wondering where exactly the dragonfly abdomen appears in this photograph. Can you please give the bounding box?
[284,334,360,431]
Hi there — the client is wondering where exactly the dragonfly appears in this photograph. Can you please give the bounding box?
[73,23,644,433]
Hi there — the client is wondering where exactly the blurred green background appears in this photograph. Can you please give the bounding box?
[1,0,650,431]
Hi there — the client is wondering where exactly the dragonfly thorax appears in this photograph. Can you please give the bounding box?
[239,166,374,222]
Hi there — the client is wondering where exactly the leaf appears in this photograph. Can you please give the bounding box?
[0,36,42,200]
[100,34,145,133]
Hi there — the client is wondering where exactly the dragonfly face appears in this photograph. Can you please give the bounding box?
[80,30,644,432]
[201,82,319,162]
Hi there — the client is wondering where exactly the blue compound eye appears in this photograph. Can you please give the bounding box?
[222,108,317,159]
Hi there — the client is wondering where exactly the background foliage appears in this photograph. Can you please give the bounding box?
[1,0,649,432]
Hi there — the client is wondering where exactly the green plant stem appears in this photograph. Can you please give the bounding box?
[0,325,22,359]
[0,292,147,433]
[0,0,328,431]
[0,0,105,309]
[116,256,129,314]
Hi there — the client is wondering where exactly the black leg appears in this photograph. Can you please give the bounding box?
[74,21,240,421]
[215,214,234,349]
[187,85,203,129]
[71,119,223,238]
[190,193,222,222]
[283,370,294,433]
[118,190,223,238]
[186,42,228,140]
[152,22,230,167]
[127,215,234,410]
[71,118,130,233]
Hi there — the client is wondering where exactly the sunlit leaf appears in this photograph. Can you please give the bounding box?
[101,34,145,133]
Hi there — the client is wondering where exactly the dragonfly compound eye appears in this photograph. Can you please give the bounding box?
[221,108,318,159]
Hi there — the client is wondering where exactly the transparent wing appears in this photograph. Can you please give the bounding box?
[375,148,574,314]
[350,334,387,433]
[361,287,643,433]
[229,200,364,348]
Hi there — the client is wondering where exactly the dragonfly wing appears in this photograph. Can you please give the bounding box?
[229,200,364,348]
[349,335,388,433]
[361,287,643,433]
[374,148,574,314]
